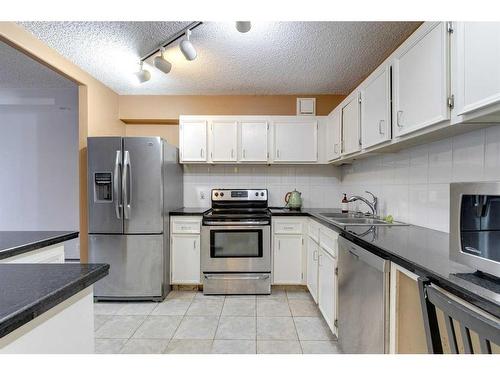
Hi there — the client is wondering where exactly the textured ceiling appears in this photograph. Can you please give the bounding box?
[18,21,420,95]
[0,41,75,89]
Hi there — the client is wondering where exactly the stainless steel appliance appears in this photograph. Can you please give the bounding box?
[337,236,390,353]
[87,137,183,301]
[201,189,271,295]
[450,182,500,277]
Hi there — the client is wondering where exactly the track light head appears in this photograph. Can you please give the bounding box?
[134,62,151,83]
[236,21,251,33]
[180,29,197,61]
[153,48,172,74]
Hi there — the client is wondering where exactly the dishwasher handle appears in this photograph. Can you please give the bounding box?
[339,237,390,273]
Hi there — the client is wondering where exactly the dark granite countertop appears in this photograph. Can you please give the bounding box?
[272,207,500,318]
[0,231,79,260]
[170,207,208,216]
[0,263,109,339]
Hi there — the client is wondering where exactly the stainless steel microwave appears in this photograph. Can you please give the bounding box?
[450,182,500,277]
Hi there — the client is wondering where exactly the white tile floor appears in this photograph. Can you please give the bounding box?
[94,287,341,354]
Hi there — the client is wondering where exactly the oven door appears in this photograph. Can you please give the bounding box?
[201,224,271,273]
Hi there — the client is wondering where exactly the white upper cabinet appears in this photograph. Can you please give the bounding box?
[179,120,207,162]
[452,22,500,122]
[326,109,342,161]
[239,121,269,162]
[210,121,238,162]
[392,22,450,137]
[273,119,318,163]
[361,64,392,148]
[342,94,361,155]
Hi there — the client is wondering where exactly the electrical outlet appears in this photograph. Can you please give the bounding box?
[200,191,205,200]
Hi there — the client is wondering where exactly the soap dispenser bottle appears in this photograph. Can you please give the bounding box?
[341,193,348,213]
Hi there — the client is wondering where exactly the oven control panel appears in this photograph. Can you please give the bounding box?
[211,189,268,201]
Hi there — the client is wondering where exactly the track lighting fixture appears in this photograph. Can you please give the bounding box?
[236,21,251,33]
[133,22,202,83]
[134,61,151,84]
[180,29,197,61]
[153,47,172,74]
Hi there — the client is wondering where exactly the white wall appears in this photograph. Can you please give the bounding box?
[0,88,79,257]
[183,164,342,208]
[340,126,500,233]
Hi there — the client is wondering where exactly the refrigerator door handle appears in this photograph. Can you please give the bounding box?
[114,150,122,219]
[122,150,132,219]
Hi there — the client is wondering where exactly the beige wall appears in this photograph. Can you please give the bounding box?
[120,94,345,141]
[119,94,345,123]
[0,22,124,261]
[125,124,179,146]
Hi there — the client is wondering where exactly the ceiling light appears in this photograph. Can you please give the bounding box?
[179,29,197,61]
[134,62,151,84]
[236,21,251,33]
[153,47,172,74]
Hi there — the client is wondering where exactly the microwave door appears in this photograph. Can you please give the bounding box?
[123,137,163,234]
[88,137,124,234]
[480,196,500,230]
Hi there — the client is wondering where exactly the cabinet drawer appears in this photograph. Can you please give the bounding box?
[308,220,320,242]
[274,221,303,234]
[319,228,338,258]
[171,218,201,234]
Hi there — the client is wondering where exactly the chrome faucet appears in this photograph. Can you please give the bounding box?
[347,191,378,217]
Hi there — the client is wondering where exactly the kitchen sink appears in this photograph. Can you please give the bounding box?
[316,213,408,227]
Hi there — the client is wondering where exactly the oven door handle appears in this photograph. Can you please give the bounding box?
[203,221,270,226]
[204,274,270,281]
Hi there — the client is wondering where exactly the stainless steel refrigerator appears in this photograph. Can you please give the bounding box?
[87,136,183,301]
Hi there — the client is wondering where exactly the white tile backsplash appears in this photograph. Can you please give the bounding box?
[183,165,341,209]
[340,126,500,233]
[183,126,500,233]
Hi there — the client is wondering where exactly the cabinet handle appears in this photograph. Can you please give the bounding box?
[276,149,280,159]
[283,226,294,230]
[318,254,323,266]
[193,240,196,249]
[396,111,403,128]
[243,149,246,158]
[231,149,234,159]
[200,148,204,158]
[379,120,385,135]
[278,240,281,250]
[334,144,338,154]
[313,250,318,261]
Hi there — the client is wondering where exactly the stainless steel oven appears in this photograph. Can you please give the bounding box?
[450,182,500,277]
[201,189,271,294]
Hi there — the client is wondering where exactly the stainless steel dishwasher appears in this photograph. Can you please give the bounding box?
[338,236,390,353]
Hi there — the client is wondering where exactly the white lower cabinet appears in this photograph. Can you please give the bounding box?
[304,219,338,336]
[170,216,202,284]
[0,244,65,263]
[306,236,319,303]
[171,235,201,284]
[318,248,337,335]
[273,234,303,284]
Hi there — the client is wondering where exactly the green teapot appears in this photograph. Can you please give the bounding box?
[285,189,302,210]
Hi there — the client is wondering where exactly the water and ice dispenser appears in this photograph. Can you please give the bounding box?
[93,172,113,202]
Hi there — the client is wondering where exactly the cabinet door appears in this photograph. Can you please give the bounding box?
[274,120,317,162]
[453,22,500,117]
[361,65,392,148]
[180,120,207,162]
[211,121,238,162]
[171,234,201,284]
[306,237,319,303]
[318,248,337,335]
[240,121,268,162]
[342,95,361,155]
[393,22,449,137]
[326,110,342,161]
[273,234,303,284]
